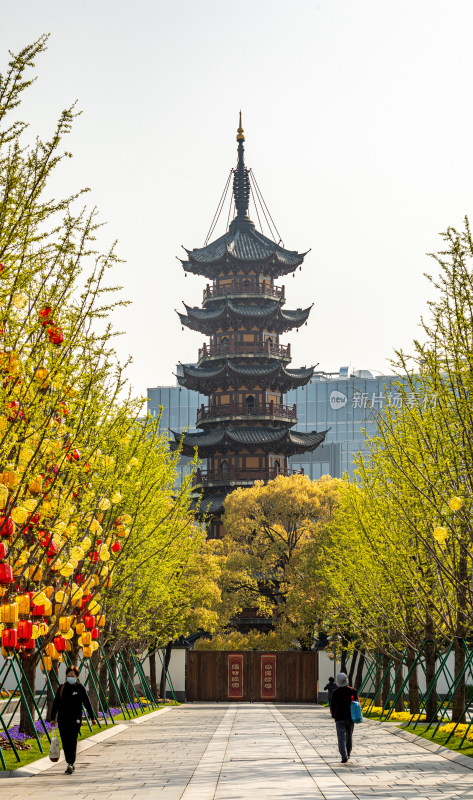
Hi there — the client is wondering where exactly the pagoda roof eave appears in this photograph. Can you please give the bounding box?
[177,301,312,334]
[183,226,306,267]
[176,360,315,394]
[170,426,328,457]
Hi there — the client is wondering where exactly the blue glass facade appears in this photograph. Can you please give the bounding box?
[147,367,431,481]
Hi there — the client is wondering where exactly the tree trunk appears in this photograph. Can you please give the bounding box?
[406,646,420,713]
[452,538,468,723]
[348,649,359,686]
[108,655,119,708]
[18,654,37,735]
[99,658,109,709]
[354,649,365,691]
[46,664,60,721]
[340,633,348,674]
[381,652,391,707]
[159,642,173,701]
[452,637,466,723]
[394,653,405,712]
[424,618,438,722]
[149,649,158,699]
[89,649,101,716]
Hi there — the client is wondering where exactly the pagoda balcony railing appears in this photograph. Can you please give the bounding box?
[203,282,285,302]
[198,341,290,361]
[193,466,303,488]
[196,401,297,424]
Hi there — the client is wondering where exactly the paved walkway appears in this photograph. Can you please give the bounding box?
[2,703,473,799]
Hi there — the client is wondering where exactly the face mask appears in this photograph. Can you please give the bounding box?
[66,676,77,684]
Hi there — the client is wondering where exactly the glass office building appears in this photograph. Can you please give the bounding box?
[147,366,435,482]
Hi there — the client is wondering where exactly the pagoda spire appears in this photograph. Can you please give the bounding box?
[232,111,251,226]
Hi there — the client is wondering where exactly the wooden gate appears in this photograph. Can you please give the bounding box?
[185,650,318,702]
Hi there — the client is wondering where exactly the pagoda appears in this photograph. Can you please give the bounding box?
[172,116,327,538]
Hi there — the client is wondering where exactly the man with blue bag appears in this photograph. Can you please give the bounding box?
[330,672,362,763]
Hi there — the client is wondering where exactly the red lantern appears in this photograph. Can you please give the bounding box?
[80,593,91,610]
[18,619,33,639]
[23,638,35,650]
[6,400,23,422]
[0,542,7,559]
[38,306,54,327]
[75,573,84,584]
[54,636,66,652]
[32,604,45,617]
[91,550,98,564]
[83,615,95,629]
[91,627,99,640]
[0,563,12,584]
[2,628,17,648]
[0,516,14,539]
[47,326,64,345]
[111,541,121,553]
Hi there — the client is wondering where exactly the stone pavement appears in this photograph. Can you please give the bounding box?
[2,703,473,799]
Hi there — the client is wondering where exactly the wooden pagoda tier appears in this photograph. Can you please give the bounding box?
[172,117,327,535]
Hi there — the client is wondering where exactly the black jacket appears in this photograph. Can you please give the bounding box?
[51,681,94,722]
[330,685,359,721]
[324,681,336,700]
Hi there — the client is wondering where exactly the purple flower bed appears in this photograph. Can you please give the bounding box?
[3,702,145,742]
[4,719,55,743]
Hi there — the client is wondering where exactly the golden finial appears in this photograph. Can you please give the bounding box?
[236,110,245,141]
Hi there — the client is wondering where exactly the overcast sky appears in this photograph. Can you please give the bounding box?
[2,0,472,391]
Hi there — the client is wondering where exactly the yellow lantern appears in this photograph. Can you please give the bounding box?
[11,506,28,525]
[81,632,92,646]
[0,485,9,509]
[70,546,84,561]
[32,590,48,606]
[1,646,10,659]
[60,562,74,578]
[433,527,448,545]
[45,642,56,658]
[70,584,83,602]
[35,367,50,386]
[43,599,52,616]
[98,498,111,511]
[29,565,43,582]
[65,640,72,652]
[81,536,92,552]
[40,656,52,673]
[58,616,70,632]
[23,498,37,512]
[39,622,48,635]
[90,641,99,652]
[111,492,122,504]
[449,496,464,511]
[63,628,74,640]
[44,585,54,599]
[55,589,66,603]
[82,645,93,658]
[76,623,85,635]
[1,469,19,488]
[0,603,18,624]
[15,594,30,616]
[28,476,43,494]
[96,615,106,627]
[31,624,40,640]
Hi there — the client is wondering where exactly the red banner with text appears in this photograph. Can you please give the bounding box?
[228,654,244,699]
[261,654,276,699]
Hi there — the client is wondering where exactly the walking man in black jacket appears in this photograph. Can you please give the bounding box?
[51,666,97,774]
[330,672,358,763]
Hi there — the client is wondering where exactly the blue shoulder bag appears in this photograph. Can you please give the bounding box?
[350,697,363,724]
